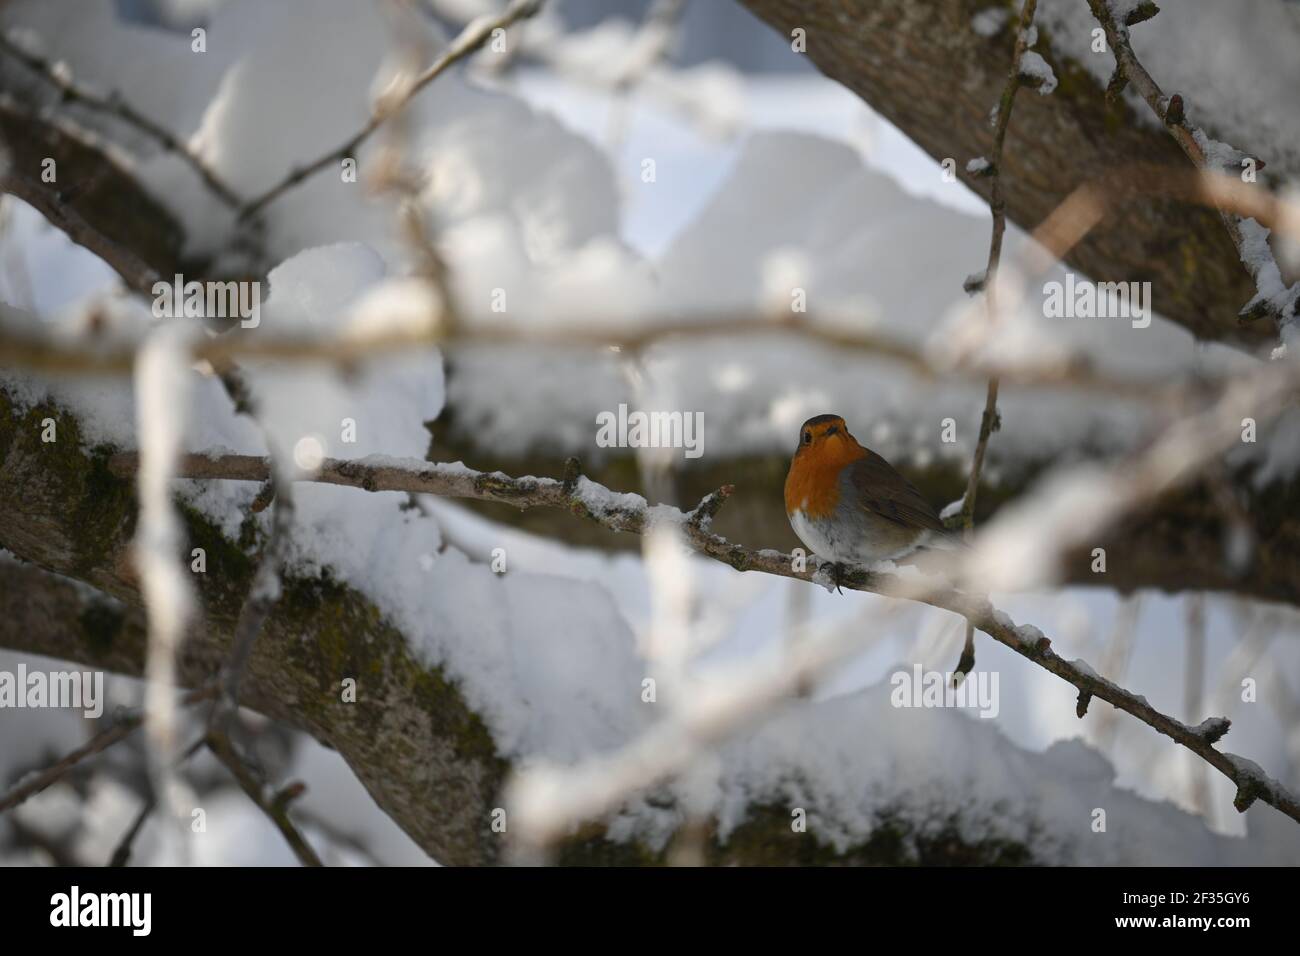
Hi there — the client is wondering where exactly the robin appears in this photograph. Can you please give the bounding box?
[785,413,958,586]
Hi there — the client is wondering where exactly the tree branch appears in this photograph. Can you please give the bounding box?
[0,682,214,815]
[0,104,185,294]
[205,729,323,866]
[954,0,1040,681]
[102,445,1300,828]
[737,0,1287,349]
[1084,0,1298,326]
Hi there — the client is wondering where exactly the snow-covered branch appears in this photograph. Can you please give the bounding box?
[104,435,1300,829]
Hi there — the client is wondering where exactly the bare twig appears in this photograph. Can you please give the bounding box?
[108,798,155,867]
[202,363,297,736]
[0,686,215,815]
[1092,593,1143,751]
[205,730,323,866]
[424,0,732,139]
[954,0,1039,682]
[605,0,688,148]
[0,298,1237,406]
[238,0,545,221]
[1184,594,1210,817]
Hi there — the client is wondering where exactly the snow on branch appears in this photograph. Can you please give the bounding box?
[104,412,1300,830]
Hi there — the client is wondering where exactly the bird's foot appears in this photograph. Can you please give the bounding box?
[830,561,847,595]
[811,558,859,594]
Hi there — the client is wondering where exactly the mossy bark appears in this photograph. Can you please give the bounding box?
[0,388,508,864]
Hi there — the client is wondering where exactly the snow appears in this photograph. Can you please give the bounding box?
[1195,717,1231,741]
[1070,659,1100,681]
[1238,218,1300,320]
[1014,623,1048,649]
[1192,127,1248,174]
[3,0,1299,865]
[1019,50,1058,95]
[1,0,621,271]
[709,685,1293,865]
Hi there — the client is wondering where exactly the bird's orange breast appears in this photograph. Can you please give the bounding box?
[785,438,866,519]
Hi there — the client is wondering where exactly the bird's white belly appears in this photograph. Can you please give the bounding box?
[788,507,923,564]
[789,509,841,560]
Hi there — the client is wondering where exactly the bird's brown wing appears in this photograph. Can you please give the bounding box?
[844,452,948,534]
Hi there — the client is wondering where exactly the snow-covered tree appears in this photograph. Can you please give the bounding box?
[1,0,1298,866]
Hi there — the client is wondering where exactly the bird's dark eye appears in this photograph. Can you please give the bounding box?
[826,425,838,436]
[802,431,811,445]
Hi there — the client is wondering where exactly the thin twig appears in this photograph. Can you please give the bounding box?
[204,364,296,734]
[237,0,545,221]
[205,730,323,866]
[0,686,215,815]
[605,0,688,149]
[6,159,1294,387]
[1093,593,1143,751]
[954,0,1038,682]
[108,798,155,867]
[0,161,162,296]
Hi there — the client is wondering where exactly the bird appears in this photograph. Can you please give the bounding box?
[784,413,958,588]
